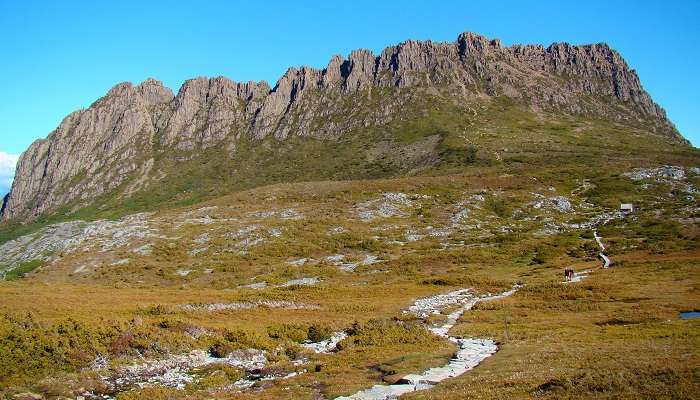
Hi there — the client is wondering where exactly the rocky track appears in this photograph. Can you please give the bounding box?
[336,286,519,400]
[594,230,612,268]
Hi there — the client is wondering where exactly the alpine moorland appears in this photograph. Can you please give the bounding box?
[0,31,698,400]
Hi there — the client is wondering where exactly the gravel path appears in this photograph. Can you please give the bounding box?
[594,230,612,268]
[336,286,519,400]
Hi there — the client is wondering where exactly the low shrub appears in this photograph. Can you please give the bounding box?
[308,324,332,342]
[346,319,440,347]
[267,323,309,343]
[4,260,44,280]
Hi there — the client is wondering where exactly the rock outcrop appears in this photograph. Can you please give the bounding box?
[1,32,687,221]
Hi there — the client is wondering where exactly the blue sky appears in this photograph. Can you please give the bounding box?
[1,0,699,194]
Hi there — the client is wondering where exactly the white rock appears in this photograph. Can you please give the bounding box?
[279,276,319,287]
[302,331,348,353]
[238,282,268,289]
[180,300,317,311]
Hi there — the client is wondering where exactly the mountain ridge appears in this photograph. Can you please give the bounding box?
[1,31,689,222]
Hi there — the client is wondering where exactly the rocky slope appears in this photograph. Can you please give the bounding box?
[1,32,688,222]
[0,160,698,398]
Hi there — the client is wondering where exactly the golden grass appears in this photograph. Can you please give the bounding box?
[404,254,700,400]
[1,164,699,398]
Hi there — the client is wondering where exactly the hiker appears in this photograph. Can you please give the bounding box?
[564,267,573,281]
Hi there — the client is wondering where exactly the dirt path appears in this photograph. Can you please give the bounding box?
[336,287,519,400]
[594,230,612,268]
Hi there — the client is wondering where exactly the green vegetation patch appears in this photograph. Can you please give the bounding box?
[4,260,44,280]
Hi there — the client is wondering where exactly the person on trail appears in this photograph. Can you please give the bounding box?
[564,267,573,281]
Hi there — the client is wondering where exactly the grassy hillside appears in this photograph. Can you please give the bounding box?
[0,153,698,398]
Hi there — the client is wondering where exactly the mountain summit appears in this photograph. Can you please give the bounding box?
[1,32,687,222]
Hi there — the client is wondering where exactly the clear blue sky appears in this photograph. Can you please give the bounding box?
[0,0,699,193]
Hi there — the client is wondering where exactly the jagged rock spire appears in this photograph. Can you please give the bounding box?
[1,31,685,221]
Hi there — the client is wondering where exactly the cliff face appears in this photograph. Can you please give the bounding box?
[1,32,687,221]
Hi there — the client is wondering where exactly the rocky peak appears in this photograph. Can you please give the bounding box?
[105,81,135,97]
[93,79,172,112]
[136,78,174,106]
[322,55,345,88]
[171,76,269,106]
[2,77,164,219]
[174,77,212,102]
[1,31,687,222]
[457,32,502,56]
[254,67,324,137]
[343,49,377,91]
[161,76,271,148]
[377,39,460,87]
[544,42,623,74]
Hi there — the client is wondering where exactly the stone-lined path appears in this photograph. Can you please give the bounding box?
[594,230,612,268]
[336,286,519,400]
